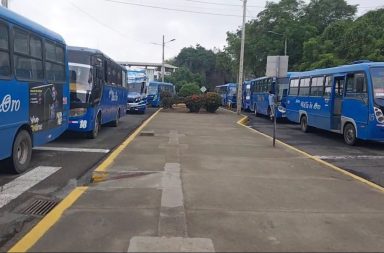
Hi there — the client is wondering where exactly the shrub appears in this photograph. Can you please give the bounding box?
[178,83,201,98]
[160,91,174,109]
[204,92,221,113]
[184,95,202,113]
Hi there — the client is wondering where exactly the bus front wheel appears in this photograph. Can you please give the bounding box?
[300,115,309,133]
[9,130,32,174]
[344,123,357,146]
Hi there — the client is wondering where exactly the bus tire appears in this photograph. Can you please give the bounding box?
[343,123,357,146]
[9,130,32,174]
[111,109,120,127]
[300,115,309,133]
[88,114,101,139]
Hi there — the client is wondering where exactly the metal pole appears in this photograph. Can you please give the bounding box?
[237,0,247,115]
[1,0,8,8]
[284,37,287,56]
[161,35,165,82]
[273,104,276,147]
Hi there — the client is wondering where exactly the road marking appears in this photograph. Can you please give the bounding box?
[237,115,384,194]
[8,187,87,253]
[9,110,163,252]
[0,166,61,209]
[315,155,384,160]
[92,108,162,177]
[33,147,110,153]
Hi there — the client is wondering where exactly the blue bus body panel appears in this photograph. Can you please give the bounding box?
[0,7,69,161]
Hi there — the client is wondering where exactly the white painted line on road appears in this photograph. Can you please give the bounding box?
[0,166,61,208]
[33,147,110,153]
[315,155,384,160]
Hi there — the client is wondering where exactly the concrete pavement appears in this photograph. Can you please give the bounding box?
[9,107,384,252]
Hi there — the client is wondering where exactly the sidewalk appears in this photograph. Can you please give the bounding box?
[10,108,384,252]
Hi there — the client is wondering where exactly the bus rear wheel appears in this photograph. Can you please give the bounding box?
[344,123,357,146]
[9,130,32,174]
[300,115,309,132]
[111,109,120,127]
[88,114,101,139]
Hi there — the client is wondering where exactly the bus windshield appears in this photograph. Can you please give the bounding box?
[148,84,158,95]
[69,64,93,104]
[229,86,237,96]
[128,83,142,93]
[371,67,384,99]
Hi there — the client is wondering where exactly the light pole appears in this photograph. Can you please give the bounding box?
[161,35,175,82]
[267,31,287,56]
[236,0,247,115]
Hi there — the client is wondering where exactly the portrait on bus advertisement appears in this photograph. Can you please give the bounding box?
[29,83,63,132]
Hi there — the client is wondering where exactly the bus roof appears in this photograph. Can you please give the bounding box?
[148,81,174,86]
[0,6,65,44]
[289,62,384,78]
[215,83,237,88]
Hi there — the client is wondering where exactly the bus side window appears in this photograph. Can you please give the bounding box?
[345,72,367,100]
[323,76,332,98]
[0,22,11,78]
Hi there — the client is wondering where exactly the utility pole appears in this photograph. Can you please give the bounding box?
[236,0,247,115]
[161,35,165,82]
[1,0,8,8]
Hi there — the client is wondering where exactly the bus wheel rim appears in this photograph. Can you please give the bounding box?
[17,140,28,164]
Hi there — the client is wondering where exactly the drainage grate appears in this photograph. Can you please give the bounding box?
[140,130,155,136]
[21,199,58,216]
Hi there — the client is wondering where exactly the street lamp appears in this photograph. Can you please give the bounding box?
[162,35,175,82]
[267,31,287,56]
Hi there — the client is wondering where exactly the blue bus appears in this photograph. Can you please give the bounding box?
[242,81,252,111]
[68,46,127,138]
[214,83,237,108]
[147,81,175,107]
[285,61,384,145]
[0,7,69,173]
[250,75,290,119]
[126,69,147,113]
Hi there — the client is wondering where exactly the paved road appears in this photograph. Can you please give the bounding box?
[246,112,384,187]
[0,108,157,249]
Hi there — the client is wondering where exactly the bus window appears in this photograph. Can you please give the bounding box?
[310,76,324,97]
[45,41,65,82]
[289,78,299,96]
[0,22,10,78]
[324,76,332,98]
[335,78,344,97]
[299,78,310,96]
[345,72,367,99]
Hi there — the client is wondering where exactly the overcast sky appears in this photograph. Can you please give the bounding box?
[5,0,384,64]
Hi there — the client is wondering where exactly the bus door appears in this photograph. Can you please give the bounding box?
[331,74,345,130]
[90,56,103,114]
[342,72,368,131]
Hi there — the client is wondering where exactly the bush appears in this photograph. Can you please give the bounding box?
[204,92,221,113]
[184,95,202,113]
[160,91,174,109]
[178,83,201,98]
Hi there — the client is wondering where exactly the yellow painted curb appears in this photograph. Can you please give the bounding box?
[8,109,163,252]
[238,115,384,194]
[92,108,162,175]
[8,187,88,252]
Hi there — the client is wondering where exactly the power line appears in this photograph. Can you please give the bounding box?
[183,0,263,8]
[104,0,257,18]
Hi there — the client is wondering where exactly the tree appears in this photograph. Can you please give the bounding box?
[178,83,201,98]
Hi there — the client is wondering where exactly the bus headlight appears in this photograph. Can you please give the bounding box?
[374,107,384,123]
[278,106,286,113]
[70,108,87,117]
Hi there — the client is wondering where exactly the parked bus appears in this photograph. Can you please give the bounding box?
[242,81,252,111]
[146,81,175,107]
[68,46,127,139]
[214,83,237,108]
[250,75,290,119]
[0,7,69,173]
[285,61,384,145]
[126,69,147,113]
